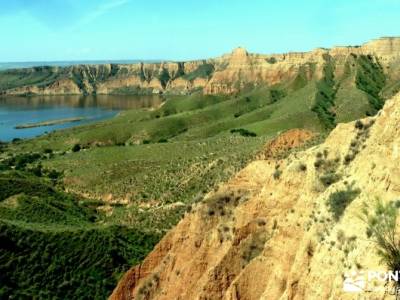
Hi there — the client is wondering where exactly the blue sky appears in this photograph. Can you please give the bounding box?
[0,0,399,62]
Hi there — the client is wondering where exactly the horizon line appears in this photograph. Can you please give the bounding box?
[1,35,399,66]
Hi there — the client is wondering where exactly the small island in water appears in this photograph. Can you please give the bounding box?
[14,117,87,129]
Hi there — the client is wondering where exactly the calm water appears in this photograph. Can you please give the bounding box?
[0,95,163,142]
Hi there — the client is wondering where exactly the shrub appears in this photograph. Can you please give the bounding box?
[298,163,307,172]
[13,153,42,170]
[350,140,358,147]
[204,189,247,218]
[273,169,282,180]
[319,172,341,187]
[327,183,360,220]
[241,233,267,264]
[355,120,364,130]
[362,199,400,282]
[72,144,81,152]
[47,169,63,181]
[30,164,43,177]
[314,158,324,169]
[230,128,257,137]
[343,153,355,165]
[270,89,286,103]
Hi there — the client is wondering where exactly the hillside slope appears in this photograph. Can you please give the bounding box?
[0,170,160,299]
[110,92,400,299]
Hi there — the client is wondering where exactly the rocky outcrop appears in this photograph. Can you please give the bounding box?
[110,92,400,299]
[1,37,400,96]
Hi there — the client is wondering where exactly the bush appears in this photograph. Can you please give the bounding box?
[298,163,307,172]
[0,171,161,299]
[30,164,43,177]
[230,128,257,137]
[47,169,63,181]
[362,199,400,281]
[72,144,81,152]
[273,169,282,180]
[327,183,360,220]
[343,153,355,165]
[14,153,42,170]
[204,189,247,218]
[314,158,324,169]
[355,120,364,130]
[320,172,341,187]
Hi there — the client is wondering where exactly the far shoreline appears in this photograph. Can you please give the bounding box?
[14,117,87,129]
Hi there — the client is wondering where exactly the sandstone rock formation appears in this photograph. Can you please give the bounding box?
[110,92,400,299]
[1,37,400,96]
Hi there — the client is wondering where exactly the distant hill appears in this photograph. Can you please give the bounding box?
[0,60,159,70]
[0,37,399,102]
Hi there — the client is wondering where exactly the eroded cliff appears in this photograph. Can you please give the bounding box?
[1,37,400,97]
[110,92,400,299]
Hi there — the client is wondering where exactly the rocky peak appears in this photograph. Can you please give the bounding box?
[231,47,248,58]
[362,36,400,57]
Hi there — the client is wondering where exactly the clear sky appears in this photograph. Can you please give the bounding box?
[0,0,399,62]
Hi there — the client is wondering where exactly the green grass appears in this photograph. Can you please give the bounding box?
[43,136,265,226]
[0,67,65,91]
[0,171,160,299]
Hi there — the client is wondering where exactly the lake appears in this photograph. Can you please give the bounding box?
[0,95,164,142]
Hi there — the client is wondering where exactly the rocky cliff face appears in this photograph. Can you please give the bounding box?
[110,92,400,299]
[1,37,400,96]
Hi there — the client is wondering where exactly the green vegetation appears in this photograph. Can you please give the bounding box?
[269,89,286,103]
[204,189,248,219]
[241,231,268,266]
[0,67,61,91]
[312,56,337,129]
[0,50,397,298]
[355,55,386,111]
[327,183,360,220]
[230,128,257,137]
[157,68,170,88]
[362,199,400,280]
[0,171,160,299]
[72,144,81,152]
[313,150,341,188]
[182,63,214,81]
[319,172,341,187]
[343,119,374,165]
